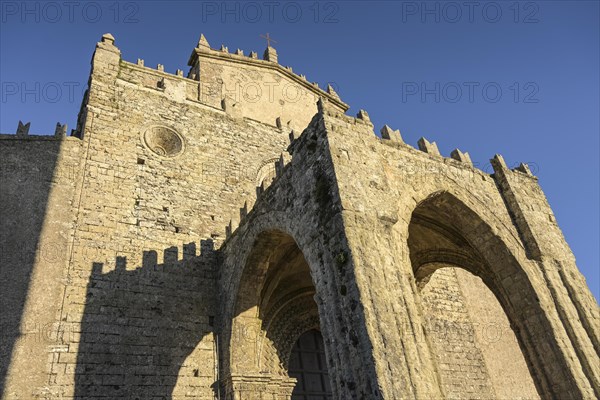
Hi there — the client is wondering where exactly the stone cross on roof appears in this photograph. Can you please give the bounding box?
[260,33,277,48]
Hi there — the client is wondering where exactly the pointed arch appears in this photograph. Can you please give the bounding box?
[405,190,584,399]
[221,228,333,399]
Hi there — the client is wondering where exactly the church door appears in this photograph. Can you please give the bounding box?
[288,330,333,399]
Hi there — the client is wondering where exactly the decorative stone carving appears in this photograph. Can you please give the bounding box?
[142,126,184,157]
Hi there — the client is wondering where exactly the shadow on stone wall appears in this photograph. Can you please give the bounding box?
[0,137,61,394]
[73,240,218,399]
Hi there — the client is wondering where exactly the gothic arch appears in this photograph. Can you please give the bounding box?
[220,225,333,399]
[403,190,586,399]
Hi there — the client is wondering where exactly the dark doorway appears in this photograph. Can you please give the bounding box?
[289,329,332,399]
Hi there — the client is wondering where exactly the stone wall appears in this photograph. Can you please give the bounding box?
[216,100,557,399]
[455,268,540,400]
[0,134,83,398]
[43,34,303,399]
[420,267,497,399]
[188,36,347,133]
[420,266,540,399]
[1,33,306,399]
[219,110,384,399]
[316,100,599,399]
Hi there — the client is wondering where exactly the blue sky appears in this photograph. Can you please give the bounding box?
[1,1,598,300]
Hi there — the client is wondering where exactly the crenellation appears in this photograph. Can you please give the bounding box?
[450,148,472,165]
[256,181,265,198]
[16,120,30,136]
[101,33,115,45]
[327,84,340,100]
[137,58,144,66]
[120,60,204,95]
[226,220,232,239]
[356,109,371,123]
[380,125,403,142]
[55,122,67,137]
[316,97,328,114]
[186,36,347,131]
[275,153,285,178]
[3,123,86,140]
[315,99,361,130]
[157,63,164,72]
[514,162,534,176]
[491,153,508,170]
[417,137,441,156]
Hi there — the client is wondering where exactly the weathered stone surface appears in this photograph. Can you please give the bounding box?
[1,33,598,400]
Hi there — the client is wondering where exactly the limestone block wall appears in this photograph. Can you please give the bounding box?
[0,33,317,399]
[420,267,497,399]
[421,266,539,399]
[315,100,598,398]
[218,112,382,399]
[66,248,218,399]
[455,268,540,400]
[44,35,302,398]
[0,134,83,398]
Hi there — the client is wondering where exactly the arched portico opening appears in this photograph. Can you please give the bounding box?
[223,230,333,399]
[406,191,582,399]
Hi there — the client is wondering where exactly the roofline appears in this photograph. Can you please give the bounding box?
[188,47,349,112]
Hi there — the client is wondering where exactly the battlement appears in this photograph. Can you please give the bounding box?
[90,33,346,132]
[187,34,348,111]
[122,58,197,83]
[0,120,79,140]
[312,98,538,183]
[3,21,537,214]
[98,32,348,111]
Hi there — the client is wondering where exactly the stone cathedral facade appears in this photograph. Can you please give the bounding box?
[1,33,598,399]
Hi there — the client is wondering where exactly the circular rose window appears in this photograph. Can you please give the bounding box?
[143,126,184,157]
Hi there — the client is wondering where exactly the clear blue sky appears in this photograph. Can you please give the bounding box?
[1,1,598,300]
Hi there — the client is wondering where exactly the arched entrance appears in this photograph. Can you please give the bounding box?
[406,191,583,399]
[223,230,333,399]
